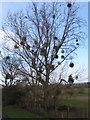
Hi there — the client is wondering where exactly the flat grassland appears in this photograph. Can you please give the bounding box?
[58,87,89,110]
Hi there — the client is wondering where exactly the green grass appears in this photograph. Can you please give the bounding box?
[3,106,44,119]
[61,98,88,110]
[58,87,89,110]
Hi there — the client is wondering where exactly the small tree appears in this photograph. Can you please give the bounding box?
[68,74,74,86]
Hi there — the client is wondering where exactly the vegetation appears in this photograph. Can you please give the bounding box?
[1,1,87,118]
[2,84,89,118]
[3,106,43,119]
[59,87,88,110]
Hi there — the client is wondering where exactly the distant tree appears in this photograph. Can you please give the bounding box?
[0,54,21,86]
[2,2,85,110]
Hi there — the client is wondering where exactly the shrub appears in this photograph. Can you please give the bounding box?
[2,85,27,106]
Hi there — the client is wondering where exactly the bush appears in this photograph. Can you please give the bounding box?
[2,85,27,106]
[58,105,68,111]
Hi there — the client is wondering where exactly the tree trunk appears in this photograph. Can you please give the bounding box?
[43,70,49,115]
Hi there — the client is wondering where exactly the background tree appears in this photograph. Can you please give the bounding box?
[0,53,22,86]
[2,2,85,110]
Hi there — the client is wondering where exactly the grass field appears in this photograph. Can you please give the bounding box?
[3,106,44,119]
[56,87,89,110]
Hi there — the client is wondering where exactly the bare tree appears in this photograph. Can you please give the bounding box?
[2,2,85,110]
[0,53,22,86]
